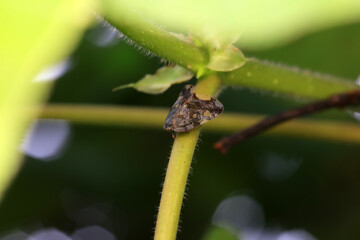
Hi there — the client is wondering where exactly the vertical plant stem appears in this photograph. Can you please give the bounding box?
[154,74,221,240]
[154,128,201,240]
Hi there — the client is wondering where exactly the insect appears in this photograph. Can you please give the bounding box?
[164,84,224,136]
[214,88,360,154]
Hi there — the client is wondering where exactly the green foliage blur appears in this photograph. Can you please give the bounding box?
[1,21,360,240]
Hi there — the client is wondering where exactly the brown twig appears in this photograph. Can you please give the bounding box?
[214,89,360,154]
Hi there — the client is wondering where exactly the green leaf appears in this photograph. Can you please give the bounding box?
[102,0,360,50]
[100,1,359,100]
[0,0,93,202]
[207,45,247,72]
[113,65,193,94]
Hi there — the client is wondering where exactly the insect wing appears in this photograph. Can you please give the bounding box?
[164,85,194,131]
[164,92,224,133]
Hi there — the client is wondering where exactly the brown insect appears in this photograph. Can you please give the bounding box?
[164,85,224,136]
[214,88,360,154]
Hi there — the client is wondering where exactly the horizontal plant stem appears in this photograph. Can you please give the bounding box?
[221,58,358,99]
[99,2,359,101]
[39,104,360,144]
[100,1,208,71]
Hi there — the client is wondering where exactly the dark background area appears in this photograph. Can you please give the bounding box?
[1,22,360,239]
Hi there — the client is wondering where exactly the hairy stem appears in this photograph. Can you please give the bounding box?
[99,1,358,101]
[221,58,357,99]
[100,1,208,72]
[154,75,221,240]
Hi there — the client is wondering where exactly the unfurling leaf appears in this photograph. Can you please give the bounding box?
[113,65,193,94]
[207,45,246,72]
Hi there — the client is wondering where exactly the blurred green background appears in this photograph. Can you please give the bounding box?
[1,21,360,240]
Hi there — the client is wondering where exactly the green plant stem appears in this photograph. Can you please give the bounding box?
[154,75,221,240]
[40,104,166,128]
[100,1,208,72]
[154,128,201,240]
[99,2,359,100]
[221,58,358,99]
[39,104,360,144]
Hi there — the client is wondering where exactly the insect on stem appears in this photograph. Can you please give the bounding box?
[164,84,224,134]
[214,88,360,154]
